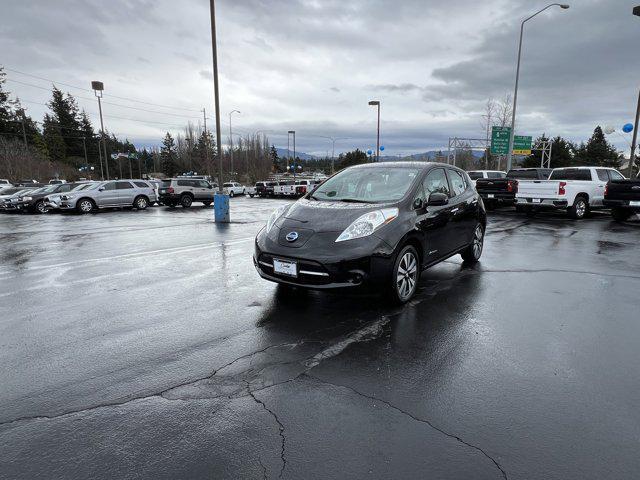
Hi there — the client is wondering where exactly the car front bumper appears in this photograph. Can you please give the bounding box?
[253,227,396,290]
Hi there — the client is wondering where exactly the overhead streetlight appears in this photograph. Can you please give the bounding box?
[505,3,570,172]
[91,80,107,180]
[368,100,381,162]
[316,135,350,174]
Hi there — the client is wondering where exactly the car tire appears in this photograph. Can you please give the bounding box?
[203,201,212,207]
[249,194,254,198]
[461,223,484,263]
[134,196,148,210]
[180,195,193,208]
[229,190,235,198]
[569,196,588,220]
[77,198,95,214]
[389,245,420,304]
[242,189,246,195]
[34,200,47,214]
[611,207,631,222]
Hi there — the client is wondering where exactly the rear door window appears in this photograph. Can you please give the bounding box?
[133,181,149,188]
[549,169,592,181]
[116,181,134,189]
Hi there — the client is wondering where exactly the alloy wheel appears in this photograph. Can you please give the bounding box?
[396,251,418,301]
[137,197,147,209]
[80,200,93,213]
[472,225,484,259]
[36,202,47,214]
[576,200,586,218]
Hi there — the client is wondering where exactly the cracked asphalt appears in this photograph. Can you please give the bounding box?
[1,198,639,479]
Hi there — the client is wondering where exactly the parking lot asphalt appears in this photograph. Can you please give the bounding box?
[1,199,639,480]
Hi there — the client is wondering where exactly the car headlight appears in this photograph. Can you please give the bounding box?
[335,208,399,243]
[266,205,289,233]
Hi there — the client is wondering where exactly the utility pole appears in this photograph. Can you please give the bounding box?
[81,137,88,166]
[209,0,229,222]
[630,89,640,177]
[288,130,296,180]
[92,81,110,180]
[368,100,381,162]
[229,110,240,179]
[20,118,27,149]
[202,108,212,176]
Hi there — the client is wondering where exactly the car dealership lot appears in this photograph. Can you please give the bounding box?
[1,199,639,480]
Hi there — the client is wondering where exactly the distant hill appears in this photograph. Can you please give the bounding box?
[275,147,316,161]
[380,150,486,162]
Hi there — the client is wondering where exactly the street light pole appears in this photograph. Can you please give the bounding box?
[505,3,570,172]
[288,130,296,181]
[209,0,229,222]
[92,81,109,180]
[228,110,240,179]
[629,6,640,177]
[368,100,381,162]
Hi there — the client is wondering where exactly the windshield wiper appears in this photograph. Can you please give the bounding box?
[339,198,374,203]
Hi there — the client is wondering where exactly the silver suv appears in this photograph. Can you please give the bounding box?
[59,180,158,213]
[158,178,216,208]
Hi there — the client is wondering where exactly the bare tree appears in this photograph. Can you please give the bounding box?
[480,98,497,169]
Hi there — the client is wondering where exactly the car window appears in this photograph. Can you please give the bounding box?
[595,169,609,182]
[609,170,625,180]
[487,172,505,179]
[508,170,538,179]
[102,182,117,191]
[549,169,592,181]
[116,181,134,189]
[448,169,467,196]
[423,168,450,197]
[467,172,483,180]
[134,181,149,188]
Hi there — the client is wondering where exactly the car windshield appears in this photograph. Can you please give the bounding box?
[508,170,539,179]
[310,166,419,203]
[40,185,59,193]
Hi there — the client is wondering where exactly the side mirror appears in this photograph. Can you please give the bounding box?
[412,197,424,210]
[98,187,105,191]
[427,192,449,207]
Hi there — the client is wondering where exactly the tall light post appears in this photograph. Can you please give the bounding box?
[317,136,350,174]
[368,100,381,162]
[288,130,296,180]
[228,109,240,179]
[629,6,640,177]
[209,0,229,222]
[505,3,570,172]
[91,80,108,180]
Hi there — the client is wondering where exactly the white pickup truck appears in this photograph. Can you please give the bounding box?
[515,166,626,219]
[223,182,246,197]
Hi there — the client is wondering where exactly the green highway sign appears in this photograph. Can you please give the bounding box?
[491,126,510,155]
[513,135,532,155]
[491,126,532,155]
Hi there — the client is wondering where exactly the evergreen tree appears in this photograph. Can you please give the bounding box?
[338,149,368,169]
[161,132,178,176]
[42,113,65,163]
[45,87,85,162]
[574,126,621,168]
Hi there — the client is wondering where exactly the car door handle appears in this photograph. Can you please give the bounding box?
[450,207,459,213]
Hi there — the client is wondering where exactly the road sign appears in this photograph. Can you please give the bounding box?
[513,135,532,155]
[491,126,510,155]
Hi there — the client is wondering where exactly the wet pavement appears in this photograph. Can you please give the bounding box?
[1,199,639,480]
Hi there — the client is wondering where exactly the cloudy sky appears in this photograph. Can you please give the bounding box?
[1,0,639,156]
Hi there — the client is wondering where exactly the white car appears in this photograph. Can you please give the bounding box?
[223,182,245,197]
[467,170,506,186]
[0,179,11,186]
[515,166,626,219]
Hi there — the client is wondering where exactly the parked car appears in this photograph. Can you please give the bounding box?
[255,181,277,197]
[515,166,625,219]
[158,178,215,208]
[59,179,157,213]
[0,179,11,186]
[603,175,640,221]
[246,185,257,197]
[44,182,95,211]
[0,187,40,212]
[475,168,551,209]
[466,170,506,186]
[48,179,66,185]
[15,182,82,213]
[294,179,321,197]
[223,182,246,197]
[254,162,486,303]
[274,180,296,196]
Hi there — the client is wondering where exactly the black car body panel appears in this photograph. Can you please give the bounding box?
[254,162,486,291]
[604,178,640,212]
[476,168,551,205]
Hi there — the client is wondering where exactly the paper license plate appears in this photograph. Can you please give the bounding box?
[487,194,495,198]
[629,201,640,207]
[273,258,297,277]
[531,198,541,203]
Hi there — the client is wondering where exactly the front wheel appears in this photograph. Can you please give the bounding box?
[203,201,212,207]
[34,201,47,214]
[134,196,148,210]
[77,198,95,214]
[461,224,484,263]
[390,245,419,304]
[229,190,235,197]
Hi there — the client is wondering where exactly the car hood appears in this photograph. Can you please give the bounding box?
[281,198,393,233]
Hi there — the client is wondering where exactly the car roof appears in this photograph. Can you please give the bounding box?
[349,161,454,170]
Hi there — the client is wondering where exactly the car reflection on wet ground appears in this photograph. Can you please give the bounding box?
[1,198,639,479]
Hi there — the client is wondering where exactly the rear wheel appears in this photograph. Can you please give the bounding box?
[34,200,47,214]
[180,195,193,208]
[77,198,95,214]
[134,196,148,210]
[569,196,588,219]
[203,201,212,207]
[461,224,484,263]
[229,190,235,197]
[390,245,419,304]
[611,207,631,222]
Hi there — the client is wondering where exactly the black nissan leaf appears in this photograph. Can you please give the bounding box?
[254,162,486,303]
